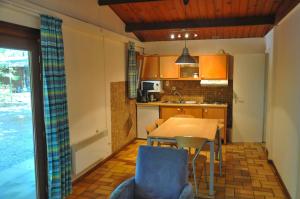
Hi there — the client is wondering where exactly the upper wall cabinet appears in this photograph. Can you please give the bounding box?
[141,55,160,80]
[200,55,229,80]
[179,56,200,80]
[159,56,179,79]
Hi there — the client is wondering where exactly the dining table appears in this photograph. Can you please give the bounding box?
[147,117,222,196]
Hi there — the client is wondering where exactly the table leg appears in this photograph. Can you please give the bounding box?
[218,129,223,177]
[209,141,215,196]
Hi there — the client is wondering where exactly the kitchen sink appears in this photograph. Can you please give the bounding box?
[161,100,197,104]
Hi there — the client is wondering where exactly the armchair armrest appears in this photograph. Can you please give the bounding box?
[110,177,135,199]
[179,183,194,199]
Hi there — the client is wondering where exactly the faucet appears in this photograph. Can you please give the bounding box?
[171,87,183,103]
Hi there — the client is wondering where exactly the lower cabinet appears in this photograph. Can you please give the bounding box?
[160,106,227,144]
[203,107,227,144]
[160,106,203,120]
[137,106,159,139]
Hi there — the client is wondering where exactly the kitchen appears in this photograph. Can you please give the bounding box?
[0,0,299,199]
[137,53,232,144]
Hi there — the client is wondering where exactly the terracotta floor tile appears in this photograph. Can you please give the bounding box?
[68,140,288,199]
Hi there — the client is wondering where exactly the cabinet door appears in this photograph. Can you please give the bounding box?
[200,55,228,80]
[160,106,183,120]
[159,56,179,79]
[203,107,225,119]
[160,106,202,120]
[141,56,159,80]
[182,107,203,118]
[203,107,227,143]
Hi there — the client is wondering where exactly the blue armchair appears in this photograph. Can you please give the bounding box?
[110,146,194,199]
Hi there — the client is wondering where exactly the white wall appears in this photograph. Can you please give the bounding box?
[144,38,265,55]
[103,37,127,150]
[264,29,275,159]
[265,4,300,198]
[4,0,136,40]
[0,1,142,158]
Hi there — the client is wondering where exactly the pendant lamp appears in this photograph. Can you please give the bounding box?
[175,0,196,65]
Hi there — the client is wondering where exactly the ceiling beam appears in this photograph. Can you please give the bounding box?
[125,15,275,32]
[98,0,160,6]
[275,0,300,24]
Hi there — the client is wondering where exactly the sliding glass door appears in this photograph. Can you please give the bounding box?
[0,48,37,198]
[0,22,47,199]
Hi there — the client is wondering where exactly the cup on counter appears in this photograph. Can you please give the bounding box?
[193,73,199,78]
[149,94,155,102]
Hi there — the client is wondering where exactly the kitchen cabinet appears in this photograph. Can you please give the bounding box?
[202,107,227,144]
[200,55,229,80]
[159,56,179,79]
[179,56,200,79]
[141,56,160,80]
[160,106,203,121]
[137,105,160,139]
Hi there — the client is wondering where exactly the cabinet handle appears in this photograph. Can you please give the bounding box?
[177,108,181,111]
[160,75,163,78]
[204,109,208,113]
[154,75,157,77]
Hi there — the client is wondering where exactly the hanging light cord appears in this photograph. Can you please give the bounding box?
[183,0,188,48]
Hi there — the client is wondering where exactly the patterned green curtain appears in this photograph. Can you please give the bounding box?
[40,15,72,199]
[128,42,138,99]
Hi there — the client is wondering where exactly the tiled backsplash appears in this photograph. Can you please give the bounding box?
[162,80,233,127]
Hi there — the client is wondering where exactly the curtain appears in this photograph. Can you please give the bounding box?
[40,15,72,199]
[128,41,138,99]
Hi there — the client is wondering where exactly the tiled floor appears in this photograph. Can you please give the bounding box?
[68,140,287,199]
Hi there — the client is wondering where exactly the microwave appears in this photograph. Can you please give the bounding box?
[141,81,162,92]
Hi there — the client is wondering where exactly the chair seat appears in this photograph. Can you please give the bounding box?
[158,141,178,148]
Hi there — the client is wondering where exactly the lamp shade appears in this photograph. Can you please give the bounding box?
[175,47,196,65]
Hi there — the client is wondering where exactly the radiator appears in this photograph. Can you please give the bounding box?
[71,129,108,178]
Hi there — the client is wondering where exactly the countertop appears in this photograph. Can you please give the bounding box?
[136,101,228,108]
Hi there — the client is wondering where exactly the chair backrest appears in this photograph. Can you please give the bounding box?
[175,136,207,150]
[135,146,189,199]
[145,123,157,135]
[155,118,165,127]
[174,114,195,118]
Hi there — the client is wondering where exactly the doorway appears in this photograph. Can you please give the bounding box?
[232,54,266,142]
[0,21,47,198]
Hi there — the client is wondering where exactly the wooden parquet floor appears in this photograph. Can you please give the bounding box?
[68,140,287,199]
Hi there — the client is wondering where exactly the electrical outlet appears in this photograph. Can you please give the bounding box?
[165,80,170,87]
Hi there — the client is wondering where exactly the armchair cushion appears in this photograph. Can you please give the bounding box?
[134,146,189,199]
[109,177,135,199]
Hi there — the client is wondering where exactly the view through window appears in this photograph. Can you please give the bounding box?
[0,48,37,198]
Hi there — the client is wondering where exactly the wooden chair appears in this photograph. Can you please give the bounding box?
[145,123,157,135]
[175,136,209,196]
[174,114,195,118]
[146,121,176,148]
[155,118,165,127]
[147,119,177,148]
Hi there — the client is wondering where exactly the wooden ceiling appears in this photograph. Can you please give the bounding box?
[99,0,300,41]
